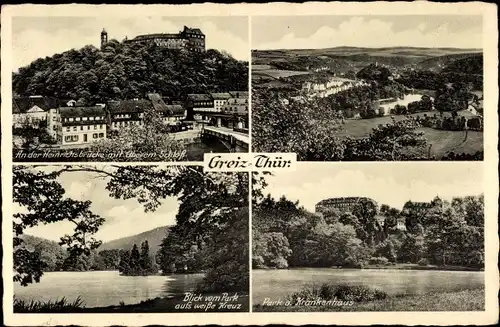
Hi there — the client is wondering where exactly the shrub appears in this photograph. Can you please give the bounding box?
[288,283,388,303]
[369,256,390,265]
[13,296,85,313]
[417,258,429,266]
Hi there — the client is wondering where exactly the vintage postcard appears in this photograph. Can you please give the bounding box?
[1,2,498,327]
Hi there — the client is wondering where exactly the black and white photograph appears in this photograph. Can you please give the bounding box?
[12,165,249,312]
[11,16,249,162]
[252,163,484,311]
[252,15,484,161]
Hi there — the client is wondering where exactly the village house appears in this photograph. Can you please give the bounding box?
[301,77,367,98]
[186,93,215,123]
[107,99,148,130]
[211,92,232,112]
[12,95,60,129]
[57,106,107,145]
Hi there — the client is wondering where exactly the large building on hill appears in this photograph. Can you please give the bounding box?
[315,197,377,214]
[102,26,205,52]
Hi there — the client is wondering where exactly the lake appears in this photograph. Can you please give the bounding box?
[14,271,204,308]
[252,268,484,304]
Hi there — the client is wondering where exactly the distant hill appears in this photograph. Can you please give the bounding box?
[253,47,482,72]
[417,53,483,72]
[99,225,171,254]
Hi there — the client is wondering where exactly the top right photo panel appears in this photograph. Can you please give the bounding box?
[251,15,484,161]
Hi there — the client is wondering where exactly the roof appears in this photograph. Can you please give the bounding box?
[229,91,249,99]
[165,104,185,116]
[210,92,232,100]
[127,33,181,42]
[59,106,106,118]
[316,197,377,207]
[183,26,203,35]
[13,96,60,114]
[108,99,153,114]
[187,94,212,101]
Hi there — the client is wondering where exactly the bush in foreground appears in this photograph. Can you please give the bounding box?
[288,283,388,303]
[14,296,85,313]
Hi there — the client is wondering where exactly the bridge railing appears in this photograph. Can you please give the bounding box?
[233,127,249,134]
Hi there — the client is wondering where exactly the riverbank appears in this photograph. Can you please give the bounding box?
[254,263,483,272]
[253,289,484,312]
[15,292,250,313]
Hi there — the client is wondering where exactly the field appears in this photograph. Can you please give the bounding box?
[253,69,311,79]
[335,113,483,157]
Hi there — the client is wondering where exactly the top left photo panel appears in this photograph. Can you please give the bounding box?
[8,15,249,162]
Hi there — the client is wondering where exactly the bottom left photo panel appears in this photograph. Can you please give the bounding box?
[11,164,250,313]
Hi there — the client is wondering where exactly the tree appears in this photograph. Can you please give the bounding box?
[253,232,292,269]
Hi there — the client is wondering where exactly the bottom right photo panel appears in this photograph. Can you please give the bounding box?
[252,162,484,312]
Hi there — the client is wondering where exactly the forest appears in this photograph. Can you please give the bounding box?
[12,40,248,104]
[252,187,484,270]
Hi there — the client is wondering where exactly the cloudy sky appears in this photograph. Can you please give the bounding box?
[262,163,483,212]
[17,166,180,243]
[252,15,482,50]
[12,16,249,71]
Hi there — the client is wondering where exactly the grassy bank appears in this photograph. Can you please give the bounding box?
[253,289,484,312]
[362,263,483,271]
[14,293,249,313]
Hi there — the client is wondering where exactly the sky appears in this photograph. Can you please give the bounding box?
[262,163,483,212]
[16,166,180,243]
[252,15,483,50]
[12,16,249,71]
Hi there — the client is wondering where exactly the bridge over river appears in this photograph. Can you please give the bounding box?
[202,126,249,152]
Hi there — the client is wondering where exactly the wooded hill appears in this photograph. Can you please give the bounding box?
[13,40,248,105]
[99,225,171,253]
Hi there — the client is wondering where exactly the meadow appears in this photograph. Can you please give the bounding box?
[335,113,483,158]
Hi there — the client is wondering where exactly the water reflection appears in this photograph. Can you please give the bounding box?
[162,273,205,297]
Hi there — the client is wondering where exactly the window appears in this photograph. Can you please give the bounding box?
[66,127,70,132]
[69,117,74,122]
[80,126,83,130]
[99,133,104,138]
[76,117,80,121]
[90,117,94,120]
[93,133,98,139]
[94,125,97,130]
[52,116,56,121]
[73,126,77,131]
[83,117,88,121]
[100,124,103,129]
[87,126,91,130]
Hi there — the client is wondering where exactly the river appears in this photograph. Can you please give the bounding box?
[252,268,484,304]
[185,138,231,161]
[14,271,204,308]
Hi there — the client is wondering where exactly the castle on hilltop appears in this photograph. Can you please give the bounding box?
[100,26,205,52]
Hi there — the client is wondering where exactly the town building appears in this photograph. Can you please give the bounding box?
[107,99,148,131]
[186,93,215,123]
[315,197,378,214]
[57,106,107,145]
[301,77,367,98]
[147,92,187,126]
[120,26,205,52]
[211,92,232,112]
[13,96,60,129]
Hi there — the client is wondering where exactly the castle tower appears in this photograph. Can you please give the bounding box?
[101,28,108,48]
